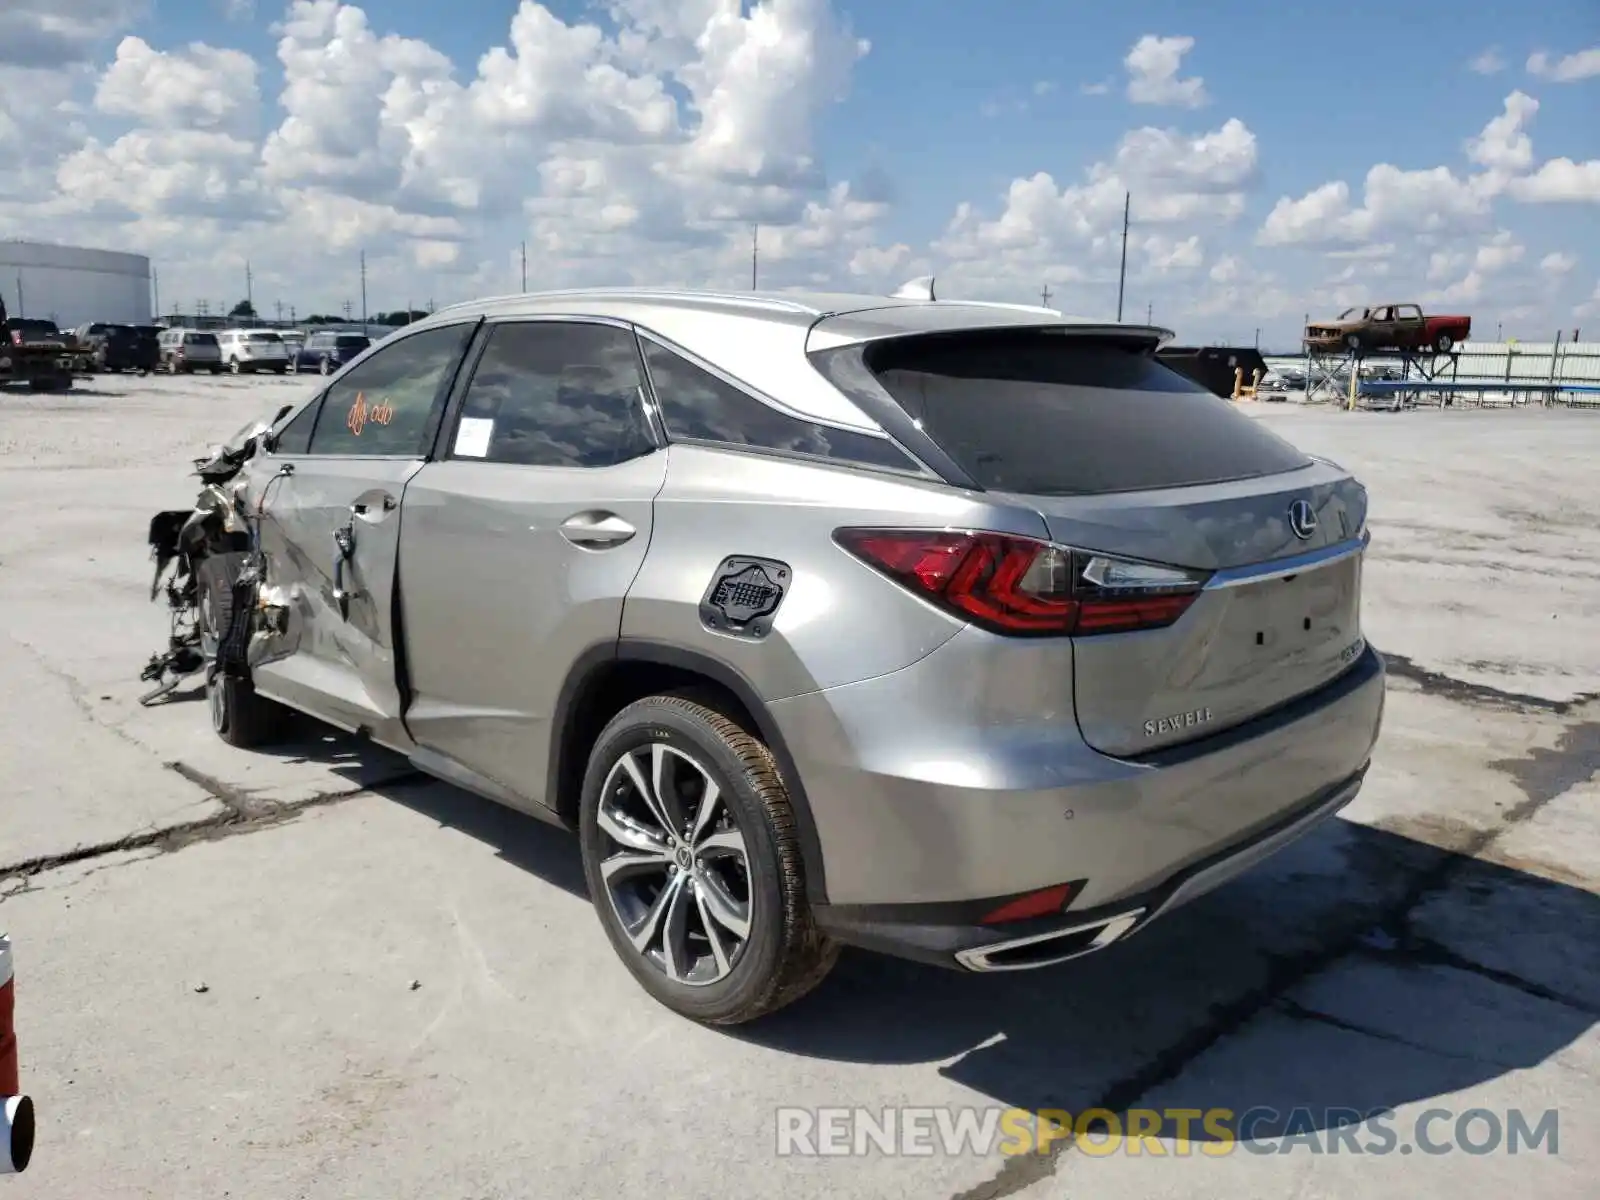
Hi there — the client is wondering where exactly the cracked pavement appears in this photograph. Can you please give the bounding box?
[1,378,1597,1199]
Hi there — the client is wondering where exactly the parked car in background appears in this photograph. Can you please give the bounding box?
[146,285,1383,1025]
[74,322,161,373]
[5,317,67,348]
[218,329,291,374]
[157,328,224,374]
[0,303,73,392]
[1304,304,1471,355]
[292,330,371,375]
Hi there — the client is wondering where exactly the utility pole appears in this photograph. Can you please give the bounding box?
[1146,302,1153,323]
[751,225,759,289]
[520,241,527,292]
[1254,327,1261,348]
[359,251,368,328]
[245,260,253,312]
[342,299,353,321]
[1040,283,1053,307]
[151,268,160,322]
[290,305,297,325]
[1115,191,1130,323]
[15,271,23,317]
[275,300,283,323]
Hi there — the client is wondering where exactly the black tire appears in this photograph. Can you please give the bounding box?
[319,357,332,376]
[579,693,838,1025]
[1345,333,1362,352]
[229,358,241,374]
[1434,333,1454,354]
[196,554,291,748]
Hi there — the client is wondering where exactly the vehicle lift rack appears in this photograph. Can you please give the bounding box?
[1301,342,1462,406]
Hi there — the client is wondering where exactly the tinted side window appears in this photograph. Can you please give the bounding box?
[639,338,917,471]
[307,323,472,457]
[271,399,322,455]
[452,322,655,468]
[861,331,1311,495]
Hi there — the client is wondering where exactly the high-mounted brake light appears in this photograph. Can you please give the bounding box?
[834,528,1208,636]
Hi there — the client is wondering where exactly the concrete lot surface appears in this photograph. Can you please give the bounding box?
[1,376,1596,1199]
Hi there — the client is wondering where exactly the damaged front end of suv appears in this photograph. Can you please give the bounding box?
[138,409,290,707]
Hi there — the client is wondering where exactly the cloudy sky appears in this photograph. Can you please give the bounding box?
[1,0,1596,342]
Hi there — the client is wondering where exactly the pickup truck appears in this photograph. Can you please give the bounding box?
[0,297,75,392]
[1305,303,1471,355]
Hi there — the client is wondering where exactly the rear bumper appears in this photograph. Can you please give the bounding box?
[775,632,1385,949]
[814,764,1366,971]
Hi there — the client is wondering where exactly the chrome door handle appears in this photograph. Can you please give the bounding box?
[559,512,636,547]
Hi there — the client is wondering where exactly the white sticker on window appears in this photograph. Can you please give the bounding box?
[454,417,494,458]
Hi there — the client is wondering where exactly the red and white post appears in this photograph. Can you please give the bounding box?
[0,933,35,1174]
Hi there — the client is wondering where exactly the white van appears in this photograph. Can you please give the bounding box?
[216,329,291,375]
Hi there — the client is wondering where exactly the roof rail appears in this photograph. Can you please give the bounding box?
[431,287,826,318]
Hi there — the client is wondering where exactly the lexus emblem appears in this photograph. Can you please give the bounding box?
[1288,499,1318,540]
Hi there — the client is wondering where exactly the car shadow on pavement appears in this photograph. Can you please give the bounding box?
[241,724,1598,1143]
[731,819,1599,1140]
[264,725,593,900]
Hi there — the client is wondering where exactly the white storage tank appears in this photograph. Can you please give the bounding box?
[0,240,152,328]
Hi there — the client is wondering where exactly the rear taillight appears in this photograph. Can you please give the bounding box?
[834,528,1208,637]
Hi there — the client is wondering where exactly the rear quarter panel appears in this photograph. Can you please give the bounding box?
[621,445,1047,701]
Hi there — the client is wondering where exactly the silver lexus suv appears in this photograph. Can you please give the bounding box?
[186,286,1385,1024]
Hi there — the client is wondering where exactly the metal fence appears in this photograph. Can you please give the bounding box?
[1265,341,1600,409]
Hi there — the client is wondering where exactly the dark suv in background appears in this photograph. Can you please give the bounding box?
[74,323,162,374]
[292,330,371,375]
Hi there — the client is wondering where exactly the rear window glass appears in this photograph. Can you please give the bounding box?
[336,336,370,349]
[246,332,281,343]
[186,333,218,345]
[855,332,1311,495]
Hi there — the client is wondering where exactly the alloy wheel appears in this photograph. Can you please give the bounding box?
[596,742,752,986]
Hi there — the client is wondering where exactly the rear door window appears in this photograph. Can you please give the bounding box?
[450,321,656,468]
[845,331,1311,494]
[640,336,918,471]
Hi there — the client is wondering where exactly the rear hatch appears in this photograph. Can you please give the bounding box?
[812,325,1370,757]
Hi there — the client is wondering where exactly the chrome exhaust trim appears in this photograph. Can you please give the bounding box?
[954,909,1145,973]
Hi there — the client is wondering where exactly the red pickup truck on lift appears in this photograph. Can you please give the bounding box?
[1305,303,1472,355]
